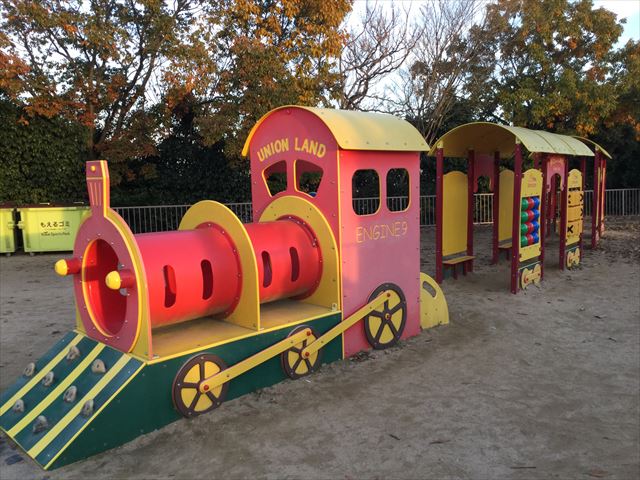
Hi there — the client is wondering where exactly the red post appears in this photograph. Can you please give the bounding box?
[436,147,444,283]
[540,154,548,280]
[467,150,475,272]
[580,156,586,259]
[510,143,523,294]
[600,156,607,238]
[491,151,500,264]
[591,151,600,248]
[559,158,569,270]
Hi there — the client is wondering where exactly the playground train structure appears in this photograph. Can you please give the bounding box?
[0,106,608,469]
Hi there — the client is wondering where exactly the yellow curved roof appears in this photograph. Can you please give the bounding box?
[572,136,612,159]
[428,122,594,158]
[242,105,429,156]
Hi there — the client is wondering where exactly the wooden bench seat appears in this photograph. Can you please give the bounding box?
[442,255,475,279]
[443,255,475,265]
[498,242,512,250]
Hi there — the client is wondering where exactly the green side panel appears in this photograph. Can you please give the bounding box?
[48,313,342,469]
[35,357,143,467]
[0,337,97,432]
[14,347,124,450]
[0,331,76,406]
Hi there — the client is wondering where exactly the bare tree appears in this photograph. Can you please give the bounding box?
[336,1,420,111]
[384,0,491,146]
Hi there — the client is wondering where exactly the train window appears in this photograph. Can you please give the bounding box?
[264,161,287,196]
[295,160,323,197]
[201,260,213,300]
[352,169,380,215]
[261,251,272,288]
[163,265,177,308]
[290,247,300,282]
[387,168,410,212]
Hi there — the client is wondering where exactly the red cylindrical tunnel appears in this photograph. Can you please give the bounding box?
[245,219,322,303]
[135,226,241,328]
[129,218,321,328]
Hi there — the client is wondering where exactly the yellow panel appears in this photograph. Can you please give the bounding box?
[568,206,583,222]
[521,168,543,198]
[259,300,336,330]
[498,170,514,243]
[568,191,583,206]
[150,300,335,361]
[419,272,449,329]
[242,106,429,155]
[519,169,543,262]
[179,201,260,330]
[565,169,583,245]
[567,169,582,189]
[259,195,341,309]
[442,171,468,257]
[429,122,595,158]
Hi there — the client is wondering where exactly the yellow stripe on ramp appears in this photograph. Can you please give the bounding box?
[28,355,130,458]
[0,334,84,417]
[7,344,105,437]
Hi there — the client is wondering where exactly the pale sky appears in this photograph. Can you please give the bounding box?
[350,0,640,46]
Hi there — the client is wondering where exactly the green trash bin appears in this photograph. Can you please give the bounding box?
[17,205,90,253]
[0,206,17,255]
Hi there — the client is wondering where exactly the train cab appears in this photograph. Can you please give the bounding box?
[243,106,430,356]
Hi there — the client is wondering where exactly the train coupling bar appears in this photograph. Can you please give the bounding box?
[197,290,393,393]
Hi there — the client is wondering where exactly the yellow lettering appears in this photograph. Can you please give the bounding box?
[354,222,410,243]
[257,138,290,161]
[317,144,326,158]
[309,140,318,156]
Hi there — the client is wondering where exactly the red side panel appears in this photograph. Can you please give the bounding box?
[338,150,421,357]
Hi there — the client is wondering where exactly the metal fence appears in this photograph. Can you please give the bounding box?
[113,188,640,234]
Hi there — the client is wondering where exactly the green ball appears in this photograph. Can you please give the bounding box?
[520,223,528,234]
[521,198,529,210]
[520,235,528,247]
[521,211,529,223]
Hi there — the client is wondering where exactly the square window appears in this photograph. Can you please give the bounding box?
[387,168,410,212]
[295,160,323,197]
[264,161,287,196]
[352,169,380,215]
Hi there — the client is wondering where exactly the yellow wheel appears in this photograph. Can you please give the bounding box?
[364,283,407,350]
[172,354,228,418]
[520,266,533,290]
[281,325,322,379]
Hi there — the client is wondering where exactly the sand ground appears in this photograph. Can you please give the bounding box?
[0,219,638,480]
